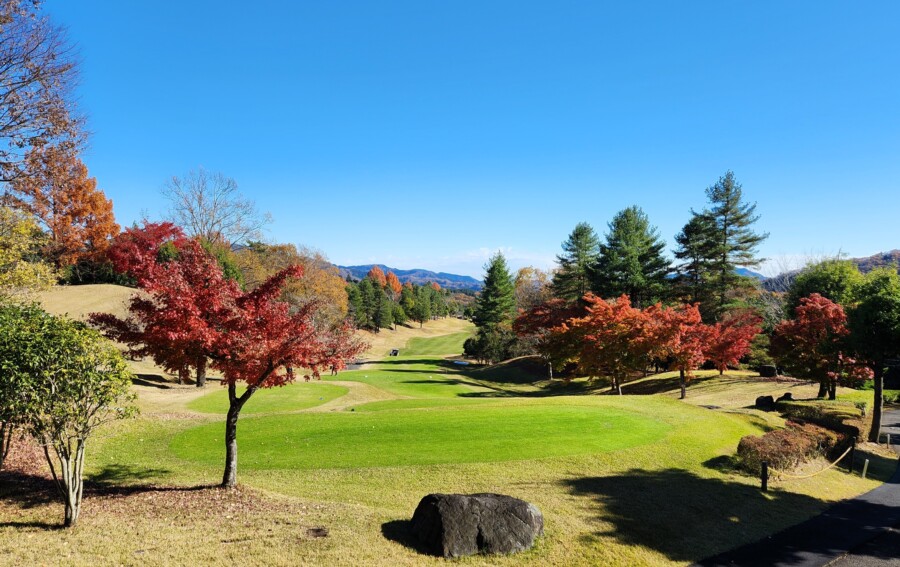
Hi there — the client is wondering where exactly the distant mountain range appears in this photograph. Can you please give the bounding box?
[735,267,766,280]
[337,264,483,291]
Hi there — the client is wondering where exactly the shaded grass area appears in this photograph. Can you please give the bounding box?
[187,382,348,415]
[169,399,672,469]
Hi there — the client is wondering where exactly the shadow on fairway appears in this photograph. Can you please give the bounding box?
[563,468,829,562]
[381,519,431,554]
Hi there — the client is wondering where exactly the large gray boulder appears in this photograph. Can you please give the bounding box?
[410,493,543,558]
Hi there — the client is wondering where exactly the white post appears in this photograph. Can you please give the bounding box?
[862,459,870,480]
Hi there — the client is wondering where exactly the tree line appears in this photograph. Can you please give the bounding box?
[466,172,900,442]
[346,265,462,332]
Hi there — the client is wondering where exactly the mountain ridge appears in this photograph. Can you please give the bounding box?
[337,264,483,291]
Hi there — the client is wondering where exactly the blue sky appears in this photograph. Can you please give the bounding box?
[45,1,900,278]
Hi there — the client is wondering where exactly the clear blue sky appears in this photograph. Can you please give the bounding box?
[45,1,900,278]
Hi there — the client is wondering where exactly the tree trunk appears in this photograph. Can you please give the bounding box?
[817,381,828,399]
[43,436,86,527]
[828,378,837,401]
[222,381,256,488]
[0,422,12,471]
[679,369,686,400]
[195,357,207,388]
[222,399,240,487]
[178,366,189,385]
[868,365,884,443]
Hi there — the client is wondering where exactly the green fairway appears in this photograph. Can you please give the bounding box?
[170,398,671,469]
[187,381,348,414]
[325,366,490,398]
[397,331,470,356]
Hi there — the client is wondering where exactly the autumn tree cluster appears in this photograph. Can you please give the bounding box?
[771,261,900,441]
[346,265,456,332]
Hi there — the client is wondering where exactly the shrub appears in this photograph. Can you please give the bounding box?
[736,420,840,474]
[778,400,871,442]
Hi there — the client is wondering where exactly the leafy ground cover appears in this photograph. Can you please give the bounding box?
[1,313,896,566]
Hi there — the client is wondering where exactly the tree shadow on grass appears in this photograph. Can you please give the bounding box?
[0,466,218,530]
[87,463,173,486]
[562,468,829,563]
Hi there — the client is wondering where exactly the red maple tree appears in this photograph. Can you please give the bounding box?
[771,293,871,399]
[91,227,366,486]
[657,303,714,399]
[705,310,762,375]
[567,294,657,394]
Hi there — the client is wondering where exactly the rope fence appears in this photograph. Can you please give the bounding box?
[760,441,857,491]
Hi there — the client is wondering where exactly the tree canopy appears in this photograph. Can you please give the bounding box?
[593,206,670,307]
[552,222,600,302]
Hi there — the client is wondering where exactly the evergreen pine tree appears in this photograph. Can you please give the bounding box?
[411,285,432,327]
[373,287,393,331]
[357,278,376,330]
[593,206,670,306]
[673,213,717,309]
[697,171,768,318]
[551,222,600,302]
[473,252,516,328]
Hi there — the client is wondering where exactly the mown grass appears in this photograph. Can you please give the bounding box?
[3,316,897,567]
[170,399,672,469]
[187,381,348,415]
[398,331,470,356]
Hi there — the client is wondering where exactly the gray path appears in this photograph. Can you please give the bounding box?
[695,409,900,567]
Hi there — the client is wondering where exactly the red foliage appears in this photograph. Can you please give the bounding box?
[566,294,659,394]
[705,310,762,374]
[367,266,387,287]
[105,221,187,281]
[430,282,441,291]
[655,303,714,396]
[513,298,586,376]
[771,293,871,398]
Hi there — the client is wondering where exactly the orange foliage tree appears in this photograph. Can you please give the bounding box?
[385,271,402,299]
[235,242,349,327]
[367,265,387,287]
[8,145,118,268]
